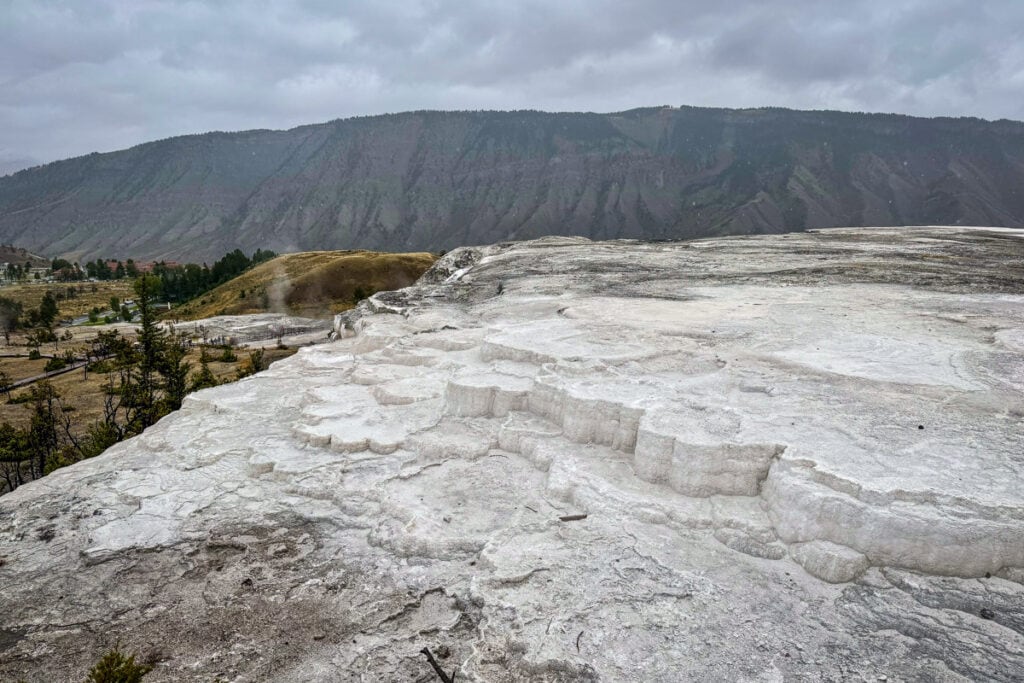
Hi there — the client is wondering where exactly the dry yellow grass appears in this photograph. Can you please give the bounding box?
[0,356,50,386]
[168,250,437,320]
[0,280,135,319]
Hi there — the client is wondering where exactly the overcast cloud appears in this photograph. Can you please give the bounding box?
[1,0,1022,174]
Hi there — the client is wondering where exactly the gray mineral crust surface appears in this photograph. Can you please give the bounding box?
[1,227,1023,682]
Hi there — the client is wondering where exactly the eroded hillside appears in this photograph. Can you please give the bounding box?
[1,107,1023,262]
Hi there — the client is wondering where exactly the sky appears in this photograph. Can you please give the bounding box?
[1,0,1022,174]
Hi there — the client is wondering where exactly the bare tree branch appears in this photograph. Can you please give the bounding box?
[420,647,456,683]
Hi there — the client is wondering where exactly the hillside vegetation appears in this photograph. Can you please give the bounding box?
[3,107,1023,262]
[169,250,437,320]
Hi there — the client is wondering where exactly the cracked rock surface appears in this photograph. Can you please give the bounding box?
[2,227,1023,681]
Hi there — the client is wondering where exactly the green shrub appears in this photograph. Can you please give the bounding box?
[236,348,265,379]
[28,349,41,360]
[189,360,218,392]
[88,360,112,373]
[44,357,67,372]
[84,647,153,682]
[218,346,237,362]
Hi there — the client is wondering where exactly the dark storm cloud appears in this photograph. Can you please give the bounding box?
[1,0,1021,172]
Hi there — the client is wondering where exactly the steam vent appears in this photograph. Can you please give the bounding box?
[2,227,1023,681]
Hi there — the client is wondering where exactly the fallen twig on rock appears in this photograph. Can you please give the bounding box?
[559,513,588,522]
[420,647,456,683]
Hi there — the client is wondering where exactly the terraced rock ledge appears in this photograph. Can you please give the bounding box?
[2,227,1023,681]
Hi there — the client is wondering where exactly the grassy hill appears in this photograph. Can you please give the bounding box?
[168,250,437,320]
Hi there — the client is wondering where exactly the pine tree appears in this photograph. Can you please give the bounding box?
[131,275,165,429]
[189,356,218,392]
[157,334,191,411]
[26,382,60,478]
[39,291,59,327]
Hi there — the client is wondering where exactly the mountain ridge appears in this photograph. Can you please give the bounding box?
[2,106,1023,261]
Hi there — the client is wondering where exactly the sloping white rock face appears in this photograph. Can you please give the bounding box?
[2,227,1024,681]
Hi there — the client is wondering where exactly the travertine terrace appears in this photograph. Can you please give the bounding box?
[1,227,1022,681]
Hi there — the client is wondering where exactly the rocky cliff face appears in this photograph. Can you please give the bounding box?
[2,108,1024,262]
[1,227,1022,681]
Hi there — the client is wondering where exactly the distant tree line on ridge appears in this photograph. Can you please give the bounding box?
[4,248,277,297]
[158,248,276,303]
[76,248,276,303]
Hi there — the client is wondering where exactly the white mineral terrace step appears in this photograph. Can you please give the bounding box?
[1,227,1023,681]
